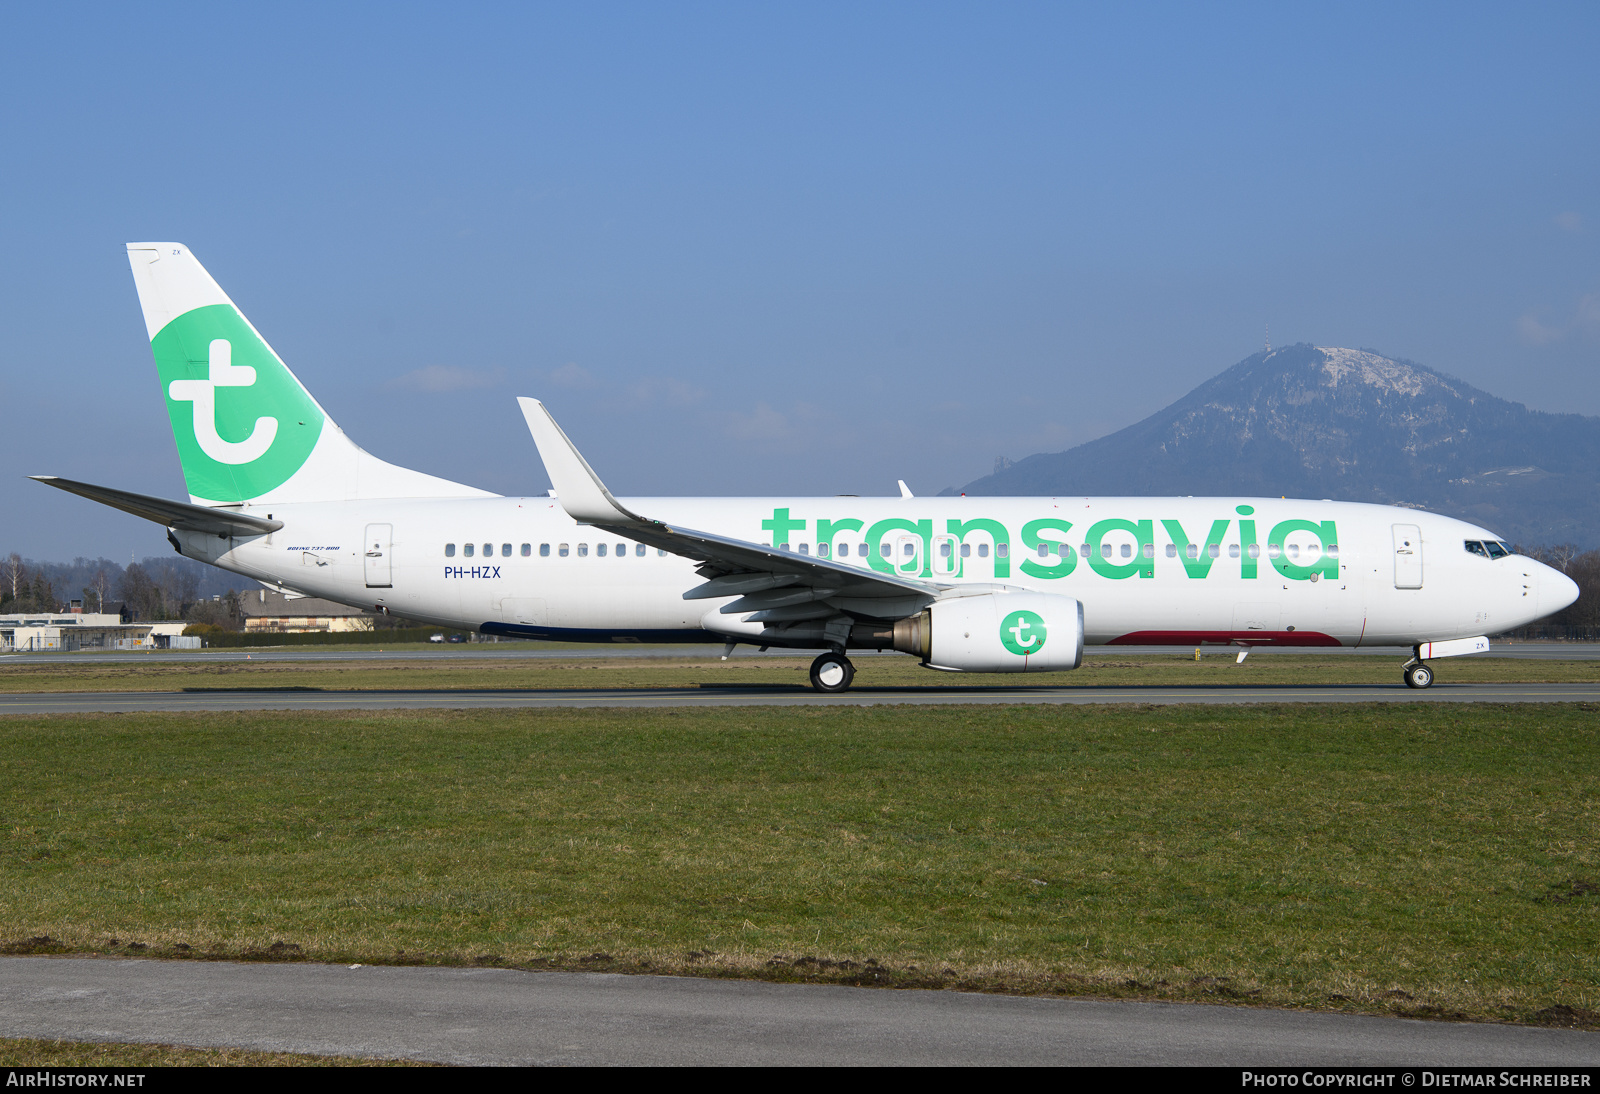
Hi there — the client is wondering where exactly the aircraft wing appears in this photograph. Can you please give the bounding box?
[518,398,938,620]
[30,476,284,536]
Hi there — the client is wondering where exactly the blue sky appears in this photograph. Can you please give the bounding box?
[3,2,1597,559]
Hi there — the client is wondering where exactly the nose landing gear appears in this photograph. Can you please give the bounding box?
[1402,658,1434,689]
[809,652,855,693]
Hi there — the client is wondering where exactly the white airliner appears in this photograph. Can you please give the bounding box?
[34,244,1579,691]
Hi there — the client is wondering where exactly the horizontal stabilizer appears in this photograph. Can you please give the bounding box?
[30,476,283,536]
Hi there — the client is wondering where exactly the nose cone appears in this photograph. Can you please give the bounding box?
[1535,561,1580,620]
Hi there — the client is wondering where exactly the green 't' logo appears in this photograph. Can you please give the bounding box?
[153,304,324,502]
[999,610,1047,656]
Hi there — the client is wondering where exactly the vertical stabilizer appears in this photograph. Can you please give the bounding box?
[126,243,494,506]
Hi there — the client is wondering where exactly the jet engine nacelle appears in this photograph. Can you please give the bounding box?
[893,591,1084,672]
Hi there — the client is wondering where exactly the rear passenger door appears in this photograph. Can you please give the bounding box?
[364,523,393,588]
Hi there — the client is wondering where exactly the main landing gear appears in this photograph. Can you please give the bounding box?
[1402,658,1434,690]
[809,651,856,693]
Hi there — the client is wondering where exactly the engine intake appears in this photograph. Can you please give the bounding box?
[893,591,1084,673]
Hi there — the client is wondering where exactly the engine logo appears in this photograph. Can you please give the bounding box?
[1000,609,1047,656]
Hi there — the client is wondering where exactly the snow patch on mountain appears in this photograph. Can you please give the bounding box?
[1317,347,1431,397]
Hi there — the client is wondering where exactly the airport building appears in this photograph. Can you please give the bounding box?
[0,612,194,652]
[242,589,379,633]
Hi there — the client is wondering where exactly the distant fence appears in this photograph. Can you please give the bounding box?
[1494,625,1600,641]
[196,627,473,647]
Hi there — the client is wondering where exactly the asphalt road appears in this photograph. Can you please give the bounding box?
[3,958,1596,1066]
[2,680,1600,713]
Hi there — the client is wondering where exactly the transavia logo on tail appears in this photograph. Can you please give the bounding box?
[168,339,278,464]
[1000,610,1047,656]
[153,304,324,502]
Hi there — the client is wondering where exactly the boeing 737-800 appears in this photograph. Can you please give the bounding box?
[33,244,1580,691]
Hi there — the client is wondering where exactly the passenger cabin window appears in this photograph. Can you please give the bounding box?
[1186,544,1198,560]
[961,544,971,558]
[819,543,830,558]
[1166,544,1177,557]
[1143,543,1155,559]
[1228,544,1240,558]
[577,544,588,557]
[616,543,626,557]
[1120,544,1131,558]
[881,543,892,558]
[502,543,512,557]
[1058,544,1072,558]
[597,543,607,557]
[636,544,646,557]
[978,544,989,558]
[464,543,475,557]
[1207,544,1219,559]
[997,544,1009,558]
[799,544,809,555]
[558,543,569,557]
[1037,544,1049,558]
[1267,543,1282,558]
[1247,544,1261,559]
[445,543,456,557]
[658,549,668,557]
[482,543,492,557]
[540,544,550,557]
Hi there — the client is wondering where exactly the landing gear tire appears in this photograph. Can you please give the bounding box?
[809,652,855,693]
[1403,662,1434,690]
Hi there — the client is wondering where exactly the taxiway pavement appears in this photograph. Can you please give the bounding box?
[3,958,1596,1066]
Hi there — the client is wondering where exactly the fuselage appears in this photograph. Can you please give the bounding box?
[173,494,1575,649]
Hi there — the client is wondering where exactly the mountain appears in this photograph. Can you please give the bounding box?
[946,344,1600,547]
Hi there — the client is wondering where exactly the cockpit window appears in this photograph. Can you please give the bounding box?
[1465,539,1512,559]
[1485,541,1509,559]
[1464,540,1488,558]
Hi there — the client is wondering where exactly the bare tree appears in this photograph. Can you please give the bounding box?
[5,553,21,605]
[117,563,160,621]
[1548,543,1580,573]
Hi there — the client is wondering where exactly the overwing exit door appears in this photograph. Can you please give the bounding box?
[365,523,392,588]
[895,534,924,577]
[1392,524,1422,589]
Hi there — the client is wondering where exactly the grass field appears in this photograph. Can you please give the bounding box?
[0,649,1597,693]
[0,1037,429,1067]
[3,702,1597,1029]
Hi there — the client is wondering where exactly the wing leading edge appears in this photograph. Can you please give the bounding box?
[517,398,938,630]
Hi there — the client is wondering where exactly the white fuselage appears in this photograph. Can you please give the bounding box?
[173,495,1573,650]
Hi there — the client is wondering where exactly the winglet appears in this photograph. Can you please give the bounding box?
[898,480,915,499]
[518,398,650,526]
